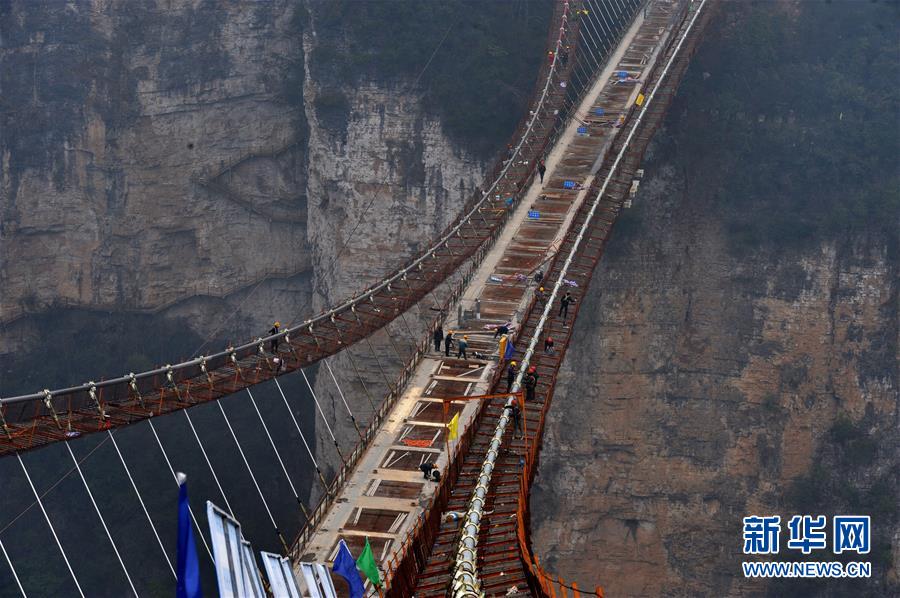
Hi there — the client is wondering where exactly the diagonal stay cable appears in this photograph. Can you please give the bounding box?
[322,359,363,441]
[0,535,26,597]
[63,442,139,598]
[246,388,311,521]
[216,401,289,553]
[107,429,176,579]
[273,377,331,493]
[147,420,214,561]
[0,434,111,536]
[15,453,85,598]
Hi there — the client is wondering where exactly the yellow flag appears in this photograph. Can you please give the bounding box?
[635,93,645,106]
[447,412,460,441]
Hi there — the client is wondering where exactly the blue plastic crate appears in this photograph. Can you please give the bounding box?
[527,210,540,219]
[563,180,575,189]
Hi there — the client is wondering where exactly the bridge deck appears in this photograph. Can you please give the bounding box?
[413,2,689,595]
[292,2,685,595]
[292,58,605,592]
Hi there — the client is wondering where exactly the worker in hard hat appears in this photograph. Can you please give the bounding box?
[457,335,469,361]
[535,286,546,306]
[493,322,510,339]
[544,336,555,355]
[506,360,518,393]
[524,368,538,402]
[269,321,281,353]
[444,330,454,357]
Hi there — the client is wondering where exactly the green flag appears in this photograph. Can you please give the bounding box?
[356,537,381,587]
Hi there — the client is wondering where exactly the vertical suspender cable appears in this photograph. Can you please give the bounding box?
[63,442,139,597]
[323,360,364,441]
[216,401,288,553]
[183,410,234,517]
[299,370,347,467]
[15,453,85,598]
[273,378,330,493]
[147,421,213,561]
[0,536,26,598]
[107,430,176,579]
[245,389,310,520]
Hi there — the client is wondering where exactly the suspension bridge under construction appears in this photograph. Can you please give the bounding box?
[0,1,714,596]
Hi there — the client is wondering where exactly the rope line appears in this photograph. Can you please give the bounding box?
[0,536,26,598]
[63,442,139,597]
[147,421,214,561]
[15,453,85,598]
[0,434,111,536]
[300,370,347,467]
[343,346,379,414]
[323,360,363,441]
[216,401,288,553]
[183,410,234,517]
[245,388,309,520]
[107,429,176,579]
[273,378,330,493]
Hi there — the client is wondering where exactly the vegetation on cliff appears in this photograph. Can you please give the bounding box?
[307,0,553,155]
[668,0,899,254]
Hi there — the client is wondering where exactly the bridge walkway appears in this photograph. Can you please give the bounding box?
[292,58,604,592]
[292,2,680,595]
[412,1,690,595]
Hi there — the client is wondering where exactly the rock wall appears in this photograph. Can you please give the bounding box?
[529,2,900,593]
[0,0,485,392]
[0,0,310,335]
[530,159,898,595]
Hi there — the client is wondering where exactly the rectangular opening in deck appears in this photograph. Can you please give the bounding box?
[343,508,409,534]
[364,479,423,499]
[380,448,437,471]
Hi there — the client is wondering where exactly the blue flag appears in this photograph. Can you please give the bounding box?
[332,540,365,598]
[177,475,203,598]
[504,339,516,360]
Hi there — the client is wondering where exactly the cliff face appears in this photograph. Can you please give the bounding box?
[0,0,507,392]
[530,163,898,596]
[1,0,310,328]
[530,2,899,595]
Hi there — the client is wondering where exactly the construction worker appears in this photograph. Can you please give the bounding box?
[534,269,544,285]
[432,469,441,483]
[269,321,280,353]
[434,325,444,352]
[559,292,575,319]
[509,402,522,438]
[538,159,546,184]
[544,336,555,355]
[420,461,435,480]
[444,330,454,357]
[506,361,518,393]
[535,286,546,306]
[494,323,510,339]
[457,335,469,360]
[524,370,537,403]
